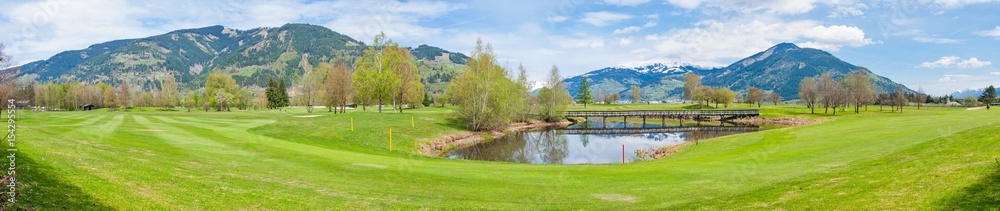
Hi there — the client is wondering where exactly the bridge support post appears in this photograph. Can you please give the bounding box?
[642,116,646,128]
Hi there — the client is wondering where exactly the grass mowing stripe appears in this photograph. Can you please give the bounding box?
[671,121,1000,209]
[16,106,1000,209]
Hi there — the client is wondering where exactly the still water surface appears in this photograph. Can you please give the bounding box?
[446,118,758,164]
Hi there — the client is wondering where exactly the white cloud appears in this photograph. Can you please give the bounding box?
[546,16,569,23]
[645,14,659,19]
[613,21,657,35]
[0,0,466,62]
[580,11,633,27]
[918,56,992,69]
[927,0,1000,9]
[828,4,866,18]
[619,37,633,46]
[613,26,643,35]
[665,0,820,15]
[800,25,874,51]
[938,74,970,82]
[643,21,657,28]
[913,36,962,44]
[627,18,876,66]
[977,26,1000,39]
[603,0,651,6]
[991,72,1000,75]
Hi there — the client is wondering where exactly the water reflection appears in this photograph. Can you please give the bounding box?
[446,118,758,164]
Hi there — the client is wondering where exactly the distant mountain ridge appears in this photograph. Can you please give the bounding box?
[13,24,467,92]
[564,43,913,101]
[950,88,985,99]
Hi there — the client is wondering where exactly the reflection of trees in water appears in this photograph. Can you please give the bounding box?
[536,130,568,164]
[452,133,530,163]
[449,131,568,164]
[449,121,759,164]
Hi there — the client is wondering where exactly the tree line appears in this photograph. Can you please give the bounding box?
[443,38,573,131]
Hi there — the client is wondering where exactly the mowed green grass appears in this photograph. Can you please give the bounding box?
[11,104,999,209]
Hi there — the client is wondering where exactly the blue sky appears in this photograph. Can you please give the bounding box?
[1,0,998,95]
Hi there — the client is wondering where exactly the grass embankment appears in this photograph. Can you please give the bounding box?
[9,104,999,209]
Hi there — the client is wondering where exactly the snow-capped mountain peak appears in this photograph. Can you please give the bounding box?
[610,62,711,75]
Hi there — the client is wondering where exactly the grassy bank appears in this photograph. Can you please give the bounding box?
[10,104,998,209]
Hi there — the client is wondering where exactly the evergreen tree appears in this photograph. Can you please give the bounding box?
[980,85,997,104]
[422,91,433,107]
[578,77,592,108]
[278,78,290,108]
[266,77,277,109]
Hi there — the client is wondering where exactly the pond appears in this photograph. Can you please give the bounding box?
[446,118,759,164]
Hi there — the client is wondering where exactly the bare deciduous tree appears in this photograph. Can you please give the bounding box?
[799,77,819,114]
[768,92,781,105]
[747,87,764,107]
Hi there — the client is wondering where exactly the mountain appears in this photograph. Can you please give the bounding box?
[564,43,912,101]
[950,88,984,99]
[13,24,466,92]
[563,62,711,101]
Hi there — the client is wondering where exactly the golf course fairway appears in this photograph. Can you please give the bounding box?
[11,106,1000,209]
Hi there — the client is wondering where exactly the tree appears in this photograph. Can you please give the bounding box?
[103,85,116,111]
[514,63,535,122]
[422,91,432,107]
[353,32,402,113]
[266,77,278,109]
[893,84,908,113]
[116,81,132,111]
[963,95,979,107]
[538,65,572,122]
[387,45,423,112]
[206,73,238,111]
[446,38,526,131]
[578,77,592,108]
[768,92,781,105]
[818,72,837,114]
[713,87,735,108]
[139,91,154,107]
[915,87,927,109]
[829,79,849,115]
[630,85,641,104]
[183,91,197,112]
[154,74,179,109]
[683,73,701,104]
[321,61,353,113]
[747,87,764,107]
[279,79,289,108]
[0,43,18,104]
[297,65,325,114]
[980,85,997,105]
[603,92,620,105]
[693,86,713,109]
[845,72,873,113]
[799,77,819,114]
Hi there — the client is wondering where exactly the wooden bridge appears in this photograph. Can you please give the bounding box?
[562,126,759,135]
[565,110,759,122]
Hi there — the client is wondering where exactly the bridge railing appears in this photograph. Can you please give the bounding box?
[564,109,759,117]
[562,126,759,135]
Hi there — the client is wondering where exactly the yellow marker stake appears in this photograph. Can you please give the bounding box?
[411,116,415,128]
[389,128,393,151]
[350,118,354,132]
